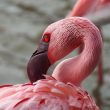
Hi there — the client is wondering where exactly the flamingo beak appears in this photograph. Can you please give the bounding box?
[27,41,51,83]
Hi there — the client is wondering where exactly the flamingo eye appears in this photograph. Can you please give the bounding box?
[42,34,50,43]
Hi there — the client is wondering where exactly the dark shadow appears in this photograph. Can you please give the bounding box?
[93,83,103,109]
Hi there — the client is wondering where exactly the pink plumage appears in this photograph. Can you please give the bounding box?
[0,76,99,110]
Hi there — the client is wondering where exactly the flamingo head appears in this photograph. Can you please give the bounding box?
[27,17,83,83]
[44,18,82,63]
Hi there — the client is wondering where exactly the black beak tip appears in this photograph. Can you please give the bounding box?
[27,52,51,83]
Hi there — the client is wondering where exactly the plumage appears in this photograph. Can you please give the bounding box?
[0,76,99,110]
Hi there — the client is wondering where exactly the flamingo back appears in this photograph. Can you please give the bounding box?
[0,76,99,110]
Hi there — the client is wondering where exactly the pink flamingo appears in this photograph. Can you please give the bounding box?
[69,0,110,17]
[0,17,101,109]
[67,0,110,84]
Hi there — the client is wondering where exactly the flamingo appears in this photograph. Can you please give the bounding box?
[67,0,110,84]
[0,17,102,109]
[69,0,110,17]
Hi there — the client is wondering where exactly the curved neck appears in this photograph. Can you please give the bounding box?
[70,0,97,17]
[52,27,102,86]
[74,33,102,84]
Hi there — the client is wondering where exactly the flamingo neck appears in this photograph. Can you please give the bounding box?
[70,0,100,17]
[52,27,102,86]
[75,34,102,84]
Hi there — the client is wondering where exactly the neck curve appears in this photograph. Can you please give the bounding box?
[70,0,98,17]
[52,20,102,86]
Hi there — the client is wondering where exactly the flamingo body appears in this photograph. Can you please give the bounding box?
[0,76,99,110]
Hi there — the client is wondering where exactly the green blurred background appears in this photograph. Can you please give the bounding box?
[0,0,110,109]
